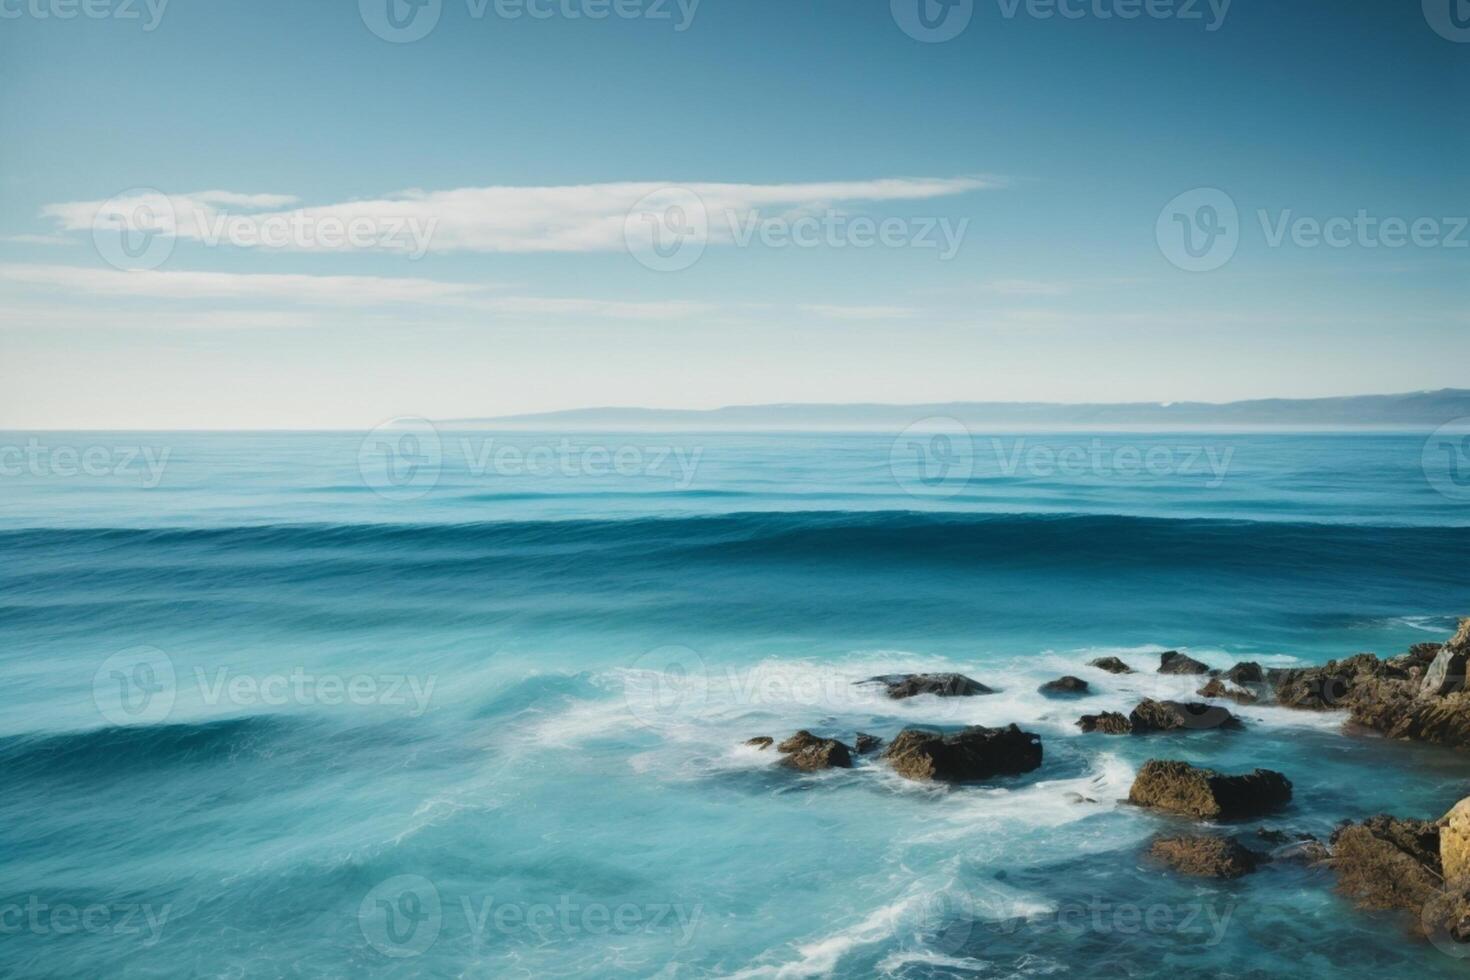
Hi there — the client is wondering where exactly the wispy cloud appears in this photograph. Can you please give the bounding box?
[798,304,919,321]
[41,176,1001,256]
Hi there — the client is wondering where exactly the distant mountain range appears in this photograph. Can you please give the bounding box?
[442,389,1470,430]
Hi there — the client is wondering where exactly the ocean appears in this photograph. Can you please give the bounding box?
[2,428,1469,977]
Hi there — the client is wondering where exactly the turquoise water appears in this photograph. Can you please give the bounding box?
[2,429,1469,977]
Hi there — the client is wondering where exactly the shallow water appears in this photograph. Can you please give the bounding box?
[2,429,1468,977]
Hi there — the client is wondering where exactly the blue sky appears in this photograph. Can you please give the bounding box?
[0,0,1465,427]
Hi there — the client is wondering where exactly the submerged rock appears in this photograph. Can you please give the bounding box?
[854,732,883,755]
[1038,676,1090,697]
[745,736,773,750]
[1077,711,1133,734]
[1088,656,1135,675]
[1127,760,1291,820]
[1330,815,1443,918]
[776,730,853,771]
[884,724,1042,782]
[1149,835,1262,879]
[867,673,994,699]
[1158,651,1211,675]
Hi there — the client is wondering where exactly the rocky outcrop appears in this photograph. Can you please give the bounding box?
[1267,653,1407,710]
[1038,676,1090,696]
[854,732,883,755]
[745,736,773,749]
[868,673,994,699]
[1422,636,1469,697]
[1330,815,1443,918]
[1078,700,1240,735]
[1197,678,1260,705]
[1088,656,1135,674]
[1148,835,1262,879]
[884,724,1042,782]
[776,731,853,771]
[1441,797,1470,882]
[1128,760,1291,819]
[1158,651,1211,675]
[1255,828,1331,864]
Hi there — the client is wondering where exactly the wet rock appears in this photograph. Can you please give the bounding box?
[1129,698,1241,733]
[1347,680,1470,750]
[1158,651,1211,675]
[1256,828,1330,863]
[776,730,853,771]
[1223,662,1265,685]
[1441,797,1470,882]
[868,673,994,699]
[1329,815,1442,917]
[1197,677,1260,705]
[1077,711,1133,734]
[884,724,1042,782]
[1127,760,1291,820]
[1038,676,1090,697]
[1267,653,1395,710]
[1088,656,1135,675]
[1148,835,1262,879]
[1065,792,1097,804]
[854,732,883,755]
[745,736,773,750]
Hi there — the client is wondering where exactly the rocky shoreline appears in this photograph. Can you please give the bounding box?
[743,617,1470,955]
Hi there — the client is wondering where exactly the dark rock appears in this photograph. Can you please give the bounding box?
[854,732,883,755]
[1148,835,1262,879]
[884,724,1042,782]
[1330,816,1442,918]
[1223,661,1265,684]
[1158,651,1211,675]
[868,673,994,699]
[776,730,853,771]
[1038,675,1090,696]
[1421,881,1470,950]
[1088,656,1135,675]
[745,736,773,750]
[1077,711,1133,734]
[1128,760,1292,820]
[1065,792,1097,804]
[1197,677,1260,705]
[1129,698,1242,733]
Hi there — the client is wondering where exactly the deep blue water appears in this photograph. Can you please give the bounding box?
[2,429,1469,977]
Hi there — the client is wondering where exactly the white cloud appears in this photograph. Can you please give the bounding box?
[41,177,1001,256]
[0,264,488,307]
